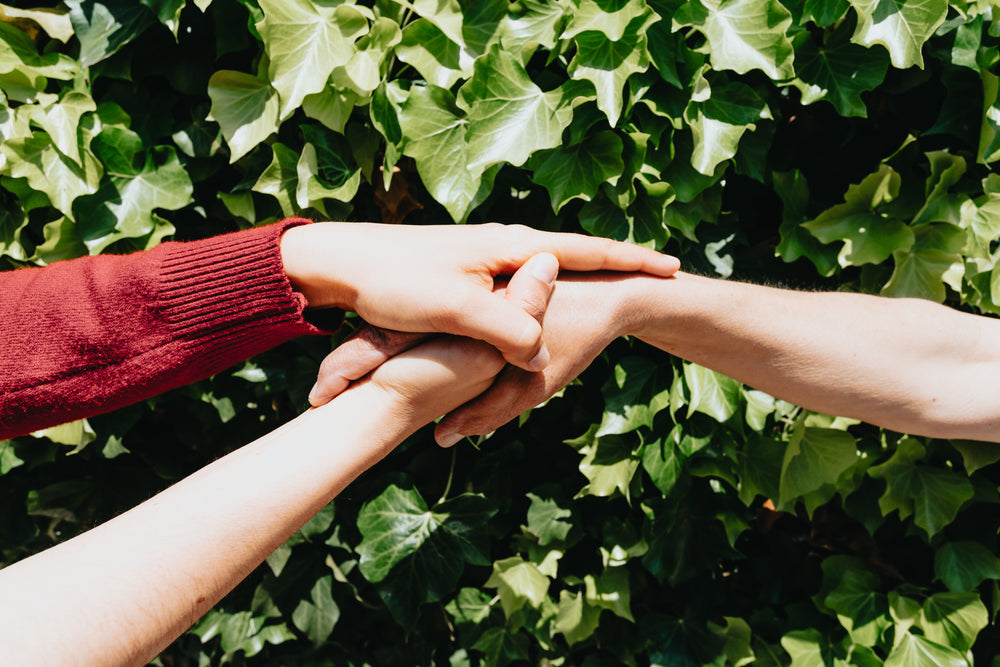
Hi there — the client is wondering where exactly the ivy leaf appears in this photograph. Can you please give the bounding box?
[642,425,712,496]
[883,632,969,667]
[790,30,889,118]
[576,434,640,500]
[585,566,634,622]
[256,0,368,119]
[919,591,988,653]
[357,483,495,585]
[501,0,567,55]
[981,71,1000,164]
[207,71,280,163]
[295,125,361,210]
[868,438,974,537]
[528,130,623,211]
[684,78,770,175]
[949,439,1000,475]
[881,247,964,301]
[30,90,96,166]
[683,362,741,422]
[252,142,299,217]
[672,0,794,81]
[525,492,573,546]
[780,629,836,667]
[446,587,493,638]
[471,628,530,667]
[597,356,672,436]
[73,145,191,253]
[803,165,915,268]
[737,434,784,505]
[935,542,1000,592]
[553,590,602,645]
[398,83,487,222]
[778,421,858,508]
[396,18,472,89]
[484,556,550,617]
[66,0,154,67]
[1,132,102,216]
[849,0,948,69]
[458,46,590,171]
[566,13,654,125]
[821,562,890,647]
[562,0,649,41]
[291,575,339,645]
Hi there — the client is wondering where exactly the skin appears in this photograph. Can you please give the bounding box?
[0,254,559,667]
[278,222,679,374]
[315,272,1000,445]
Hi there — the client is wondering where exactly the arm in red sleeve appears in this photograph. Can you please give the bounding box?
[0,220,340,439]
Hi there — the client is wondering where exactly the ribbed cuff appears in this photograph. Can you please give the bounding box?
[153,220,341,374]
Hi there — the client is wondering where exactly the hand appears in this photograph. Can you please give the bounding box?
[311,272,647,445]
[280,222,678,372]
[359,253,561,431]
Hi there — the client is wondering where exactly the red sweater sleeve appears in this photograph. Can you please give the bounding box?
[0,219,340,439]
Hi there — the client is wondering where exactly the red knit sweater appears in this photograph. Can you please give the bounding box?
[0,219,338,439]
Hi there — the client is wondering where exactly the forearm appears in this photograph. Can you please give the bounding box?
[0,220,336,439]
[626,273,1000,442]
[0,381,409,666]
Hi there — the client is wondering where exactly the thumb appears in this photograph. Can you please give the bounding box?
[444,253,559,371]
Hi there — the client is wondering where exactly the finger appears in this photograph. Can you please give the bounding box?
[434,366,546,446]
[440,253,558,371]
[494,226,681,277]
[309,327,428,406]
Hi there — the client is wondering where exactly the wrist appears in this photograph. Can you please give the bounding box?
[279,222,355,310]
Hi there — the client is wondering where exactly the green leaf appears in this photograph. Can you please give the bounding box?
[979,70,1000,164]
[396,18,472,89]
[642,426,712,496]
[357,483,494,585]
[525,492,573,546]
[597,356,672,436]
[30,90,96,166]
[576,434,640,499]
[672,0,794,81]
[683,362,741,422]
[868,438,974,537]
[950,439,1000,475]
[849,0,948,69]
[256,0,369,119]
[563,0,649,41]
[291,575,339,645]
[935,541,1000,592]
[803,165,915,268]
[296,126,361,210]
[73,145,191,253]
[1,132,102,216]
[566,13,654,125]
[458,46,590,171]
[252,142,300,216]
[553,589,602,645]
[881,247,964,301]
[790,30,889,118]
[484,555,550,617]
[529,130,624,211]
[207,70,280,163]
[778,421,857,508]
[780,628,834,667]
[65,0,154,67]
[883,632,969,667]
[684,77,770,175]
[471,627,530,667]
[821,562,889,647]
[919,591,987,652]
[585,565,634,622]
[398,83,486,222]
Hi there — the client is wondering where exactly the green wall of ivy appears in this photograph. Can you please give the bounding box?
[2,0,1000,664]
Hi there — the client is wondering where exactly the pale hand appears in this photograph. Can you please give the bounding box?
[280,223,678,372]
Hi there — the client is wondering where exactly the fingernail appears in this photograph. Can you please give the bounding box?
[307,384,320,405]
[531,253,559,285]
[437,432,464,447]
[527,345,550,371]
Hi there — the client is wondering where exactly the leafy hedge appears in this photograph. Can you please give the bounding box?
[2,0,1000,664]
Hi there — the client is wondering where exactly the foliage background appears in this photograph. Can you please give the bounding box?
[2,0,1000,664]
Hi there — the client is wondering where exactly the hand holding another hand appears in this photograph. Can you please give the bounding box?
[311,272,648,446]
[280,222,677,372]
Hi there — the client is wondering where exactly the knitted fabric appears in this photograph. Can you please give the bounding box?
[0,219,338,438]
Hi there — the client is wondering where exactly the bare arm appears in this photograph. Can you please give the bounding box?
[626,273,1000,441]
[320,272,1000,444]
[0,254,557,667]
